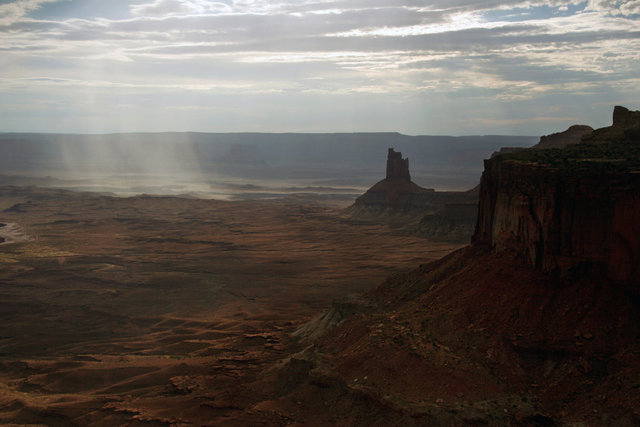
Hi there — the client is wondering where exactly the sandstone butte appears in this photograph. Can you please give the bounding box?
[346,148,478,242]
[351,148,436,213]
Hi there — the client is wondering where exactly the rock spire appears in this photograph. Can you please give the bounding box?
[386,148,410,180]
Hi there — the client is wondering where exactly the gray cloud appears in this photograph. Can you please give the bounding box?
[0,0,638,134]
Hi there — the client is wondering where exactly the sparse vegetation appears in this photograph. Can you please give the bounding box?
[502,140,640,172]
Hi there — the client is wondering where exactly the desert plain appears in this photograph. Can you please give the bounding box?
[0,186,460,425]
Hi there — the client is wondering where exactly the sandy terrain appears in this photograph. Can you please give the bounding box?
[0,222,31,245]
[0,186,460,425]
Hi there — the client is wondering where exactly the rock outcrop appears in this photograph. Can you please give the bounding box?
[492,124,593,157]
[350,148,436,214]
[474,106,640,285]
[533,124,593,149]
[347,148,478,242]
[582,105,640,144]
[385,148,410,179]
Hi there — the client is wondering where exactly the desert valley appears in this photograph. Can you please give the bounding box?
[3,0,640,424]
[0,184,462,425]
[0,106,638,425]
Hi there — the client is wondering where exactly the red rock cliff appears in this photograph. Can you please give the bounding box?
[473,107,640,286]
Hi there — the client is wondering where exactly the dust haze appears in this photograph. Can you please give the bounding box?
[0,132,536,200]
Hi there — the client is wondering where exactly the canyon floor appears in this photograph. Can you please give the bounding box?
[0,186,461,426]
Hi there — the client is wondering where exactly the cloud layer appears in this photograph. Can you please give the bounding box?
[0,0,638,134]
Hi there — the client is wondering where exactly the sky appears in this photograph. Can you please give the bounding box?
[0,0,639,135]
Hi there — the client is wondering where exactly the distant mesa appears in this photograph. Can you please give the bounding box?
[220,143,266,165]
[347,148,478,243]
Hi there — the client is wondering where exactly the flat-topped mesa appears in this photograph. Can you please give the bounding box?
[386,148,410,180]
[473,106,640,286]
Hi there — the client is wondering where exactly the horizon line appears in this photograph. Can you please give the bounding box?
[0,130,540,138]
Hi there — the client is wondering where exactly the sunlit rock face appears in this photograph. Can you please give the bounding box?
[474,106,640,286]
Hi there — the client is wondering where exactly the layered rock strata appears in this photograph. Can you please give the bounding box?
[474,106,640,285]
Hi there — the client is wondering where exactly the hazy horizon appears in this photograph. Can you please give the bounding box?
[0,132,538,195]
[0,130,539,137]
[1,0,639,136]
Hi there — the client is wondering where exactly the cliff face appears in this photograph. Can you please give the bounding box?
[416,201,478,243]
[473,106,640,285]
[473,159,640,284]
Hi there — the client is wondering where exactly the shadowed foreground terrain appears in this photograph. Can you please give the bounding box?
[0,186,460,425]
[251,107,640,425]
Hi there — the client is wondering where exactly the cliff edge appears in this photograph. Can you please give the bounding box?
[474,106,640,285]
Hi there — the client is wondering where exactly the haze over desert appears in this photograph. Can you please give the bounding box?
[2,0,640,425]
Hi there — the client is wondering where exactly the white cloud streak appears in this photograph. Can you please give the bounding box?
[0,0,61,25]
[130,0,232,17]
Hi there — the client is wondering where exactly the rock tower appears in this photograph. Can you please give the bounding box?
[386,148,410,180]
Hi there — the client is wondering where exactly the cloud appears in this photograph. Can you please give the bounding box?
[587,0,640,15]
[0,0,63,25]
[0,0,638,134]
[130,0,232,17]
